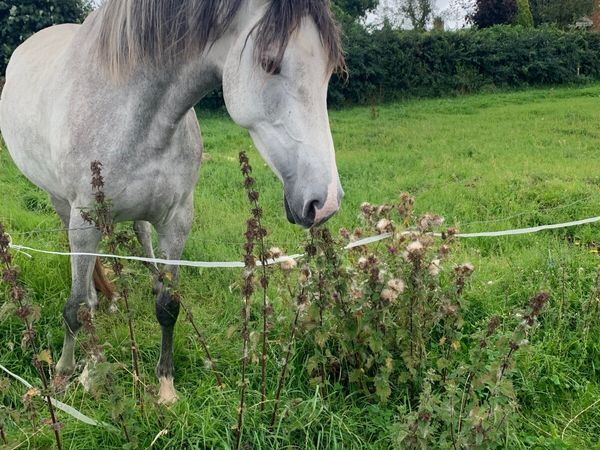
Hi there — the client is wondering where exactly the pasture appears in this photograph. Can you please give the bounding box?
[1,84,600,448]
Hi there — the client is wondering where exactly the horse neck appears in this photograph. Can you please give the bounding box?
[83,1,256,144]
[129,0,266,123]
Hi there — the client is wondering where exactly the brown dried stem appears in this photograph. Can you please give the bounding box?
[83,161,144,412]
[179,298,223,387]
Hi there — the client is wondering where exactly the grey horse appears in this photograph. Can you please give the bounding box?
[0,0,344,404]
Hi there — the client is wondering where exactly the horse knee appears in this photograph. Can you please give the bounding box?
[156,289,180,328]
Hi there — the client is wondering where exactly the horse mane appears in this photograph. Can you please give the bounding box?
[96,0,345,77]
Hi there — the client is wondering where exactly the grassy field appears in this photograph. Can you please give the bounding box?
[1,84,600,449]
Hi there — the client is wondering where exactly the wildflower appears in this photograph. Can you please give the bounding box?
[380,288,398,302]
[360,202,374,217]
[376,218,392,233]
[22,387,40,402]
[407,240,424,255]
[418,214,444,230]
[351,228,363,241]
[387,278,405,294]
[280,257,297,271]
[268,247,283,259]
[298,267,311,284]
[445,227,459,238]
[397,192,415,216]
[439,244,450,258]
[428,259,441,276]
[455,263,475,277]
[339,227,350,239]
[357,256,369,270]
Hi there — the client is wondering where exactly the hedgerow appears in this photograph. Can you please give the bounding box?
[327,24,600,105]
[199,25,600,109]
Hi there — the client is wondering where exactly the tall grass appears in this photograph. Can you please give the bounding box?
[1,84,600,447]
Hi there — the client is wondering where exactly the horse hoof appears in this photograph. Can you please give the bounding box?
[108,294,120,314]
[55,357,75,378]
[158,377,178,406]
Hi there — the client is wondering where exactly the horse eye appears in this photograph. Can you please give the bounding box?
[261,58,281,75]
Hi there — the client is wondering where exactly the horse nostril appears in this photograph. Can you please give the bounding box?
[303,199,321,225]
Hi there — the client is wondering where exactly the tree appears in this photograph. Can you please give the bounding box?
[514,0,534,26]
[332,0,380,20]
[370,0,435,30]
[0,0,91,75]
[402,0,434,30]
[470,0,518,27]
[433,15,445,29]
[529,0,594,28]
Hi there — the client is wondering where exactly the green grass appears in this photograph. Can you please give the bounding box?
[2,84,600,448]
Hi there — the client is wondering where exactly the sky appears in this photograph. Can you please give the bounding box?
[90,0,471,30]
[367,0,472,30]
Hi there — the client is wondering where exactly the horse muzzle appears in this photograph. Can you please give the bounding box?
[284,187,343,228]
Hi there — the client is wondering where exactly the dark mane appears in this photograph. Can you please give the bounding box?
[96,0,344,76]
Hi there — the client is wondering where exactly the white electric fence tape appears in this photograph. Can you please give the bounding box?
[6,214,600,268]
[0,363,116,430]
[2,214,600,429]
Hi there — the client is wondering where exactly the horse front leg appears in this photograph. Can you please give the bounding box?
[153,199,193,405]
[55,212,102,377]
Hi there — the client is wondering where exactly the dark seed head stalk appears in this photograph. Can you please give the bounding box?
[236,151,272,448]
[82,161,145,413]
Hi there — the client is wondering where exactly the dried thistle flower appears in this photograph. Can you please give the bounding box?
[418,214,444,231]
[407,240,424,255]
[360,202,374,218]
[376,218,393,233]
[268,247,283,259]
[280,257,297,271]
[380,288,399,302]
[387,278,406,294]
[428,259,441,276]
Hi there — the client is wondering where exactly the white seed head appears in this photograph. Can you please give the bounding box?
[376,218,392,233]
[280,257,297,271]
[407,240,424,254]
[387,278,405,294]
[269,247,283,258]
[428,259,441,276]
[380,288,399,302]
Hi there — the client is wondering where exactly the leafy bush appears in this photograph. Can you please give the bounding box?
[198,25,600,109]
[0,0,91,76]
[514,0,534,27]
[265,194,549,448]
[328,24,600,105]
[217,163,552,447]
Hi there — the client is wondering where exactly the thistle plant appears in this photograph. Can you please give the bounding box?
[279,194,552,448]
[239,152,271,410]
[0,223,63,450]
[235,151,260,449]
[177,293,223,388]
[270,253,311,429]
[81,161,144,411]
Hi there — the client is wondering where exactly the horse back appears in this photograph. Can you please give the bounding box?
[0,24,79,194]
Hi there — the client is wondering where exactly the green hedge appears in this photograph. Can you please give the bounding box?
[0,0,90,76]
[198,25,600,109]
[328,24,600,105]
